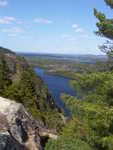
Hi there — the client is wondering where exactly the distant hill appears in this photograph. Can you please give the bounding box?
[0,47,15,54]
[21,53,108,64]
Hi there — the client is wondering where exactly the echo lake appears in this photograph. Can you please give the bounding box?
[35,67,76,113]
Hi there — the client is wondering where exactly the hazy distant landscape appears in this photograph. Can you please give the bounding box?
[21,53,108,63]
[22,53,109,79]
[0,0,113,150]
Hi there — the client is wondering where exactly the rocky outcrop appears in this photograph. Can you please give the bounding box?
[0,97,42,150]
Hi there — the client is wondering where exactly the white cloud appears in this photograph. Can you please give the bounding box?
[72,24,78,29]
[34,18,53,24]
[2,27,24,33]
[0,0,8,6]
[0,16,22,25]
[0,16,15,24]
[72,23,84,33]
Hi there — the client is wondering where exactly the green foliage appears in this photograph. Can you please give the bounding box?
[46,137,94,150]
[4,68,62,130]
[56,70,113,150]
[94,0,113,57]
[61,94,113,150]
[0,54,11,95]
[71,72,113,105]
[25,55,110,79]
[4,69,38,109]
[43,111,64,132]
[0,50,63,131]
[94,0,113,40]
[105,0,113,8]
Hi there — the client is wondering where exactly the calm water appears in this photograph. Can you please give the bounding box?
[35,67,76,113]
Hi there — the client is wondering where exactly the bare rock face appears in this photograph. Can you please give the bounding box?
[0,97,42,150]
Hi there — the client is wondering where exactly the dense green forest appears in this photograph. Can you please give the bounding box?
[0,47,63,131]
[45,0,113,150]
[0,0,113,150]
[46,71,113,150]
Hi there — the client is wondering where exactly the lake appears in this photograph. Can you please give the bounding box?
[35,67,76,113]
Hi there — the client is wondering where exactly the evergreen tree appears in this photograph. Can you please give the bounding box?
[0,55,11,95]
[94,0,113,58]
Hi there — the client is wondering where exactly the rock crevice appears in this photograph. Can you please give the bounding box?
[0,97,42,150]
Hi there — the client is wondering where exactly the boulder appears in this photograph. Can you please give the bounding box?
[0,97,42,150]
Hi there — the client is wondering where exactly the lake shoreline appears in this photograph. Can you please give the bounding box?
[33,65,75,80]
[34,67,76,115]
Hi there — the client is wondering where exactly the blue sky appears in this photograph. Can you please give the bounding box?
[0,0,112,54]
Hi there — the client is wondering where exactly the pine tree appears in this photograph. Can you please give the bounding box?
[0,55,11,95]
[94,0,113,59]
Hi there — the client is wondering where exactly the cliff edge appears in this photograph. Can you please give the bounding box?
[0,96,42,150]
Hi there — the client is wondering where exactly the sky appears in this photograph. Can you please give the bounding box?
[0,0,112,54]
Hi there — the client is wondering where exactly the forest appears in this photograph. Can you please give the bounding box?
[0,0,113,150]
[0,49,64,132]
[45,0,113,150]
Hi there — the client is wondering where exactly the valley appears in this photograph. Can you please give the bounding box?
[23,53,109,79]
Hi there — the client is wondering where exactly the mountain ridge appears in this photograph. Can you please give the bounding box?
[0,47,63,132]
